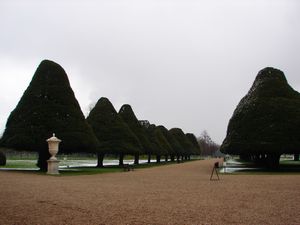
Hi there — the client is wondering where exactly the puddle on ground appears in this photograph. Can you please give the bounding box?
[219,167,259,173]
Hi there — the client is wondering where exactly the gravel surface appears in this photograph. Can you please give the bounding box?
[0,159,299,225]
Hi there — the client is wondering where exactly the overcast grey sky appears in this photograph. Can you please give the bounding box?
[0,0,299,144]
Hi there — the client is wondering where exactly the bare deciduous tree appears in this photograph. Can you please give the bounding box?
[197,130,220,156]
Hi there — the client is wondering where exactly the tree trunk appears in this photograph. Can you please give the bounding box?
[0,151,6,166]
[148,154,151,163]
[253,153,267,166]
[96,153,104,167]
[176,155,180,163]
[119,153,124,166]
[240,154,251,161]
[294,153,300,161]
[165,155,168,162]
[266,154,281,169]
[37,150,51,172]
[170,155,175,162]
[134,154,139,165]
[156,155,161,163]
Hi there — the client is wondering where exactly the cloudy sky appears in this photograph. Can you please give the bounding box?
[0,0,299,144]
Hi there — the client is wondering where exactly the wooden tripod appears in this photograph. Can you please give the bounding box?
[210,162,220,181]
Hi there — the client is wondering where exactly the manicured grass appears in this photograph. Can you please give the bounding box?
[0,160,38,169]
[280,159,300,165]
[0,158,200,176]
[60,161,185,176]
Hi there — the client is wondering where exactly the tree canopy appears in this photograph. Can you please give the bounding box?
[86,98,142,156]
[220,67,300,166]
[198,131,219,156]
[186,133,201,155]
[169,128,194,156]
[118,104,153,155]
[144,124,170,157]
[0,60,99,170]
[157,125,179,157]
[154,126,172,156]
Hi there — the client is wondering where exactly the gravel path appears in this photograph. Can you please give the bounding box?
[0,159,299,225]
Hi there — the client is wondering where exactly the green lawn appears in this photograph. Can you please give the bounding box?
[1,160,38,168]
[0,159,197,176]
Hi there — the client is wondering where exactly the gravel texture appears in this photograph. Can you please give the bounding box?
[0,159,299,225]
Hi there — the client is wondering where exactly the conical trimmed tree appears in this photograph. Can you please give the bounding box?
[220,67,300,168]
[118,104,152,165]
[145,124,170,163]
[169,128,194,161]
[139,120,157,163]
[154,126,172,162]
[86,98,142,166]
[157,125,178,162]
[186,133,201,157]
[0,60,99,170]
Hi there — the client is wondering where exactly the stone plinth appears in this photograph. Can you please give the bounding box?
[47,159,60,175]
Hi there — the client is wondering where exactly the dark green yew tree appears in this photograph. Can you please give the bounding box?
[220,67,300,168]
[0,60,99,170]
[169,128,194,160]
[154,126,172,162]
[118,104,152,164]
[86,98,142,166]
[139,120,156,163]
[186,133,202,157]
[157,125,179,161]
[144,124,170,163]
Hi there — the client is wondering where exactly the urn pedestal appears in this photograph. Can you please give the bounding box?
[46,133,62,175]
[47,159,60,175]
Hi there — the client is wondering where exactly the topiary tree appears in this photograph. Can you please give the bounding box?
[169,128,194,161]
[86,97,142,166]
[118,104,152,165]
[186,133,202,158]
[154,126,172,162]
[139,120,156,163]
[157,125,178,162]
[0,151,6,166]
[143,124,170,163]
[0,60,99,171]
[220,67,300,168]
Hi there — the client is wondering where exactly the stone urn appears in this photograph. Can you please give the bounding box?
[46,133,61,160]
